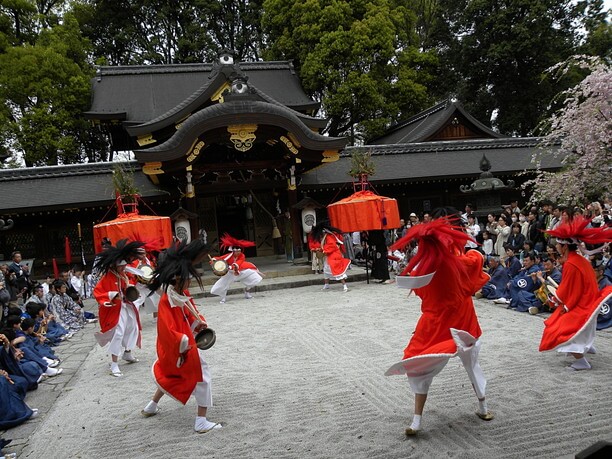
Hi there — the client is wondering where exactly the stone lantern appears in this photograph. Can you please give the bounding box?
[460,155,515,217]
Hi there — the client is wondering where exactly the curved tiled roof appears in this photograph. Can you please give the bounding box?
[126,71,327,137]
[85,61,320,125]
[0,161,168,214]
[369,99,505,144]
[300,138,561,187]
[134,100,347,162]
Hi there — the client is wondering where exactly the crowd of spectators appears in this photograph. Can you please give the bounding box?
[377,198,612,327]
[0,254,97,432]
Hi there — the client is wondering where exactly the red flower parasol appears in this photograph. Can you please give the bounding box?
[327,190,400,232]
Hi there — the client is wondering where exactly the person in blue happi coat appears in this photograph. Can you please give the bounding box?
[508,252,542,312]
[529,256,563,315]
[0,369,38,429]
[479,256,509,300]
[504,246,523,279]
[593,256,612,330]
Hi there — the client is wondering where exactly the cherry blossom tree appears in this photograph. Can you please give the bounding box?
[525,56,611,206]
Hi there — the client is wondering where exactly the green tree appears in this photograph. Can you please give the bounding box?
[429,0,581,136]
[73,0,265,65]
[262,0,437,142]
[577,0,612,59]
[0,13,108,166]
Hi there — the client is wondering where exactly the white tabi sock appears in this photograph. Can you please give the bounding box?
[478,399,488,415]
[409,414,422,431]
[587,345,596,354]
[143,400,158,414]
[195,416,222,432]
[569,357,591,371]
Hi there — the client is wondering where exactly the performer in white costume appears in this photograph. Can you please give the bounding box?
[210,234,262,304]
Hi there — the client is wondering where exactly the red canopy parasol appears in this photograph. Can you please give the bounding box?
[93,213,173,253]
[327,190,400,232]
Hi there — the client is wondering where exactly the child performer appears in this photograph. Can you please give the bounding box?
[209,233,262,304]
[141,240,222,433]
[384,208,493,436]
[309,222,351,291]
[539,216,612,370]
[93,239,144,377]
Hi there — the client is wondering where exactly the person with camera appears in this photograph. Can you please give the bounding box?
[8,252,32,303]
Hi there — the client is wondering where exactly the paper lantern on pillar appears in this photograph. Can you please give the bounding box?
[301,208,317,233]
[292,197,325,234]
[174,218,191,243]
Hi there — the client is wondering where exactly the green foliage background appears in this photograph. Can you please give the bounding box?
[0,0,609,167]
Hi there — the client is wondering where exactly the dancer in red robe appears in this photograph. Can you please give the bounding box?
[309,222,351,291]
[385,208,493,436]
[539,216,612,370]
[209,234,262,303]
[93,239,144,377]
[141,240,222,433]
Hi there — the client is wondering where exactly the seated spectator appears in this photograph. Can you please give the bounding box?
[504,252,543,312]
[545,243,559,264]
[49,280,86,332]
[70,266,86,300]
[0,330,44,390]
[477,256,509,300]
[41,274,53,296]
[28,284,47,307]
[63,270,98,320]
[506,223,525,254]
[521,240,536,263]
[0,368,38,429]
[44,281,56,306]
[593,256,612,330]
[530,256,563,315]
[7,316,62,377]
[504,246,523,279]
[19,317,60,363]
[24,302,69,345]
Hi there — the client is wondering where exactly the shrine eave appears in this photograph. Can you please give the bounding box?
[133,101,348,163]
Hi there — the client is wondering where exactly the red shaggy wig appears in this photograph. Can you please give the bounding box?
[219,233,256,251]
[390,217,474,277]
[546,215,612,245]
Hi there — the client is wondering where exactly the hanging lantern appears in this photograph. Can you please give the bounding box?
[174,217,191,243]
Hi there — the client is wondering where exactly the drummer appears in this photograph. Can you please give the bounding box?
[126,248,160,321]
[209,233,263,304]
[141,240,222,433]
[531,255,563,315]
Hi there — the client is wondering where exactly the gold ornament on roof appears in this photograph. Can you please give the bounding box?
[228,124,257,152]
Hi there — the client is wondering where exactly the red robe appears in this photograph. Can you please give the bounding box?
[213,252,257,272]
[93,270,141,336]
[153,289,205,404]
[539,251,612,351]
[321,232,351,277]
[404,250,489,359]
